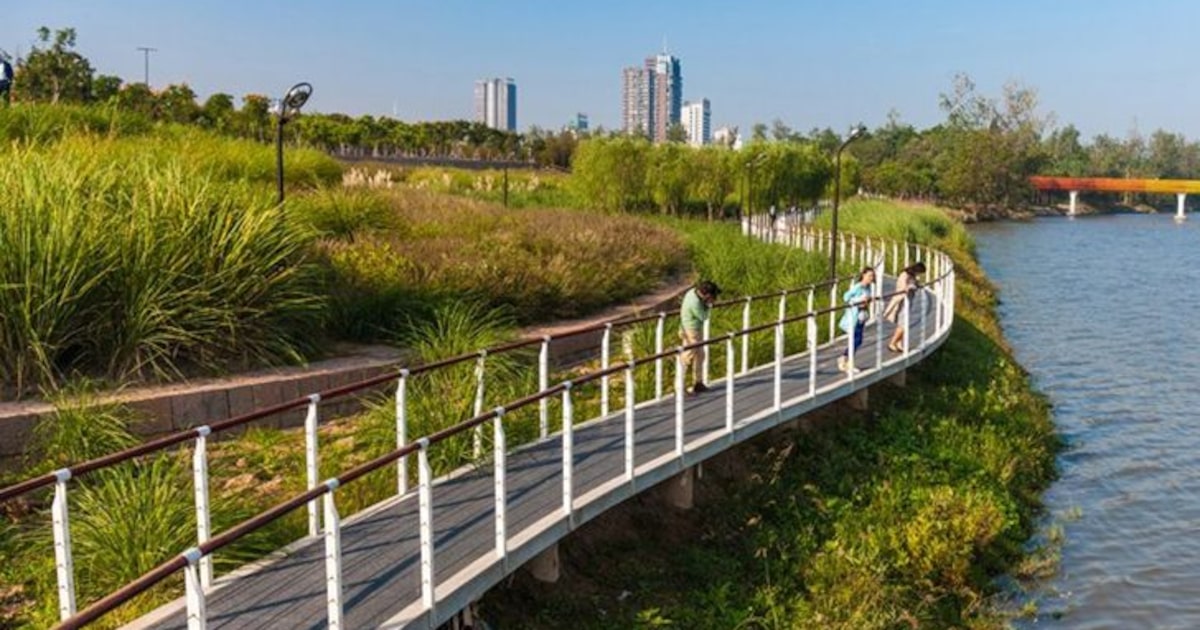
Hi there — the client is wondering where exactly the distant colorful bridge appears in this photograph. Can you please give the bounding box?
[1030,176,1200,220]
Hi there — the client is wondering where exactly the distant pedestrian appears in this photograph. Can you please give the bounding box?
[884,261,926,352]
[679,280,720,394]
[0,59,12,105]
[837,267,876,373]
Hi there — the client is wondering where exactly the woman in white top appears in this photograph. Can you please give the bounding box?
[884,261,926,352]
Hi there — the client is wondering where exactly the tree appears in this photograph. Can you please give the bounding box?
[91,74,122,103]
[199,93,235,132]
[572,137,650,212]
[690,147,735,220]
[158,84,199,124]
[646,143,690,214]
[239,94,272,141]
[116,82,157,116]
[665,123,688,144]
[16,27,95,103]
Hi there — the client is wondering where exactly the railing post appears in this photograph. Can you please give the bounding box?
[655,313,666,399]
[417,439,436,613]
[725,335,735,434]
[539,336,550,438]
[493,408,507,561]
[323,482,344,630]
[624,362,636,482]
[305,393,321,537]
[601,323,612,417]
[828,281,838,342]
[848,314,858,380]
[921,284,930,349]
[396,369,409,497]
[675,350,685,456]
[741,297,752,373]
[473,350,487,459]
[182,547,206,630]
[192,426,213,590]
[702,317,712,386]
[902,292,911,356]
[875,293,884,369]
[561,383,574,520]
[807,317,818,397]
[773,320,784,410]
[52,469,75,621]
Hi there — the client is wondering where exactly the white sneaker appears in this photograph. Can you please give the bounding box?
[837,356,847,371]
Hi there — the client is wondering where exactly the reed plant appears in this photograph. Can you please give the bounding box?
[0,137,326,397]
[0,103,154,145]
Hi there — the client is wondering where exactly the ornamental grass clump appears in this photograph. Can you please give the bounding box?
[0,139,326,397]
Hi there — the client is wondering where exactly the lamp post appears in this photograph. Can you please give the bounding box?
[829,125,866,278]
[275,82,313,205]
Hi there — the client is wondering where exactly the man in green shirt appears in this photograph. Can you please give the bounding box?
[679,280,720,394]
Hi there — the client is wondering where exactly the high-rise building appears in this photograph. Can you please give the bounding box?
[681,99,711,147]
[567,112,589,134]
[622,66,651,137]
[474,77,517,131]
[649,53,682,143]
[621,51,682,142]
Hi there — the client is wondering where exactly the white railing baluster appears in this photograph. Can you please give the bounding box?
[539,337,550,438]
[875,293,884,369]
[675,351,685,456]
[396,370,409,497]
[493,409,507,560]
[561,384,574,519]
[702,317,712,386]
[921,283,930,348]
[655,313,666,399]
[192,426,213,590]
[473,351,487,459]
[902,291,911,356]
[741,297,752,373]
[625,362,636,481]
[725,335,735,433]
[773,321,783,410]
[323,482,344,630]
[52,469,75,621]
[807,317,818,397]
[304,393,321,537]
[601,323,612,417]
[182,547,206,630]
[828,282,837,342]
[417,439,435,612]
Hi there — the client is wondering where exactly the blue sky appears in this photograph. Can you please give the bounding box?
[6,0,1199,140]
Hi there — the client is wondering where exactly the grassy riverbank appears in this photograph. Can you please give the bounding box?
[480,200,1060,628]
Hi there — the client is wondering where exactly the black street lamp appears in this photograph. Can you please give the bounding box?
[275,82,313,205]
[829,125,866,278]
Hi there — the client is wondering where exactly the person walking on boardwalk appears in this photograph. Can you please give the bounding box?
[837,267,875,374]
[884,261,926,352]
[680,280,720,394]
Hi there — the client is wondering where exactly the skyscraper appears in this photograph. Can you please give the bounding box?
[474,77,517,131]
[681,99,711,147]
[621,51,682,142]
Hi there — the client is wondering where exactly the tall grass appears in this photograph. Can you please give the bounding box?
[0,138,326,396]
[0,103,154,144]
[318,189,689,340]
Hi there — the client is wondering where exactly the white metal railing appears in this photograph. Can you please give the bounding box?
[32,220,955,630]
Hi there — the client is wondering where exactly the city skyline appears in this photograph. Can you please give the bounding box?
[7,1,1200,140]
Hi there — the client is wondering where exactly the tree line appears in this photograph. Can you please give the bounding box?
[12,28,1200,212]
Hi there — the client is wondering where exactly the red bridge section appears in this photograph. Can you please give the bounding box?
[1030,176,1200,194]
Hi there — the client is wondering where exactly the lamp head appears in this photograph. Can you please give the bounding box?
[280,82,312,121]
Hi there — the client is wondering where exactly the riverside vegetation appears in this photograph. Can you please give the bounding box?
[1,106,1056,629]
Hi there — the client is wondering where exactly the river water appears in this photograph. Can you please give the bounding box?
[971,213,1200,628]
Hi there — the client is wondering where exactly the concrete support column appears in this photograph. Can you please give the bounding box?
[1068,190,1078,217]
[663,467,695,510]
[527,544,560,583]
[1177,193,1187,221]
[847,388,869,411]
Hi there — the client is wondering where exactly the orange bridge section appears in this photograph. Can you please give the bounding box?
[1030,176,1200,194]
[1029,176,1196,219]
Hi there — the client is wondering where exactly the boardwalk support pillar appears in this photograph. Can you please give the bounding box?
[888,370,907,388]
[1068,190,1078,217]
[527,544,560,583]
[1177,193,1187,222]
[847,388,869,412]
[663,466,695,510]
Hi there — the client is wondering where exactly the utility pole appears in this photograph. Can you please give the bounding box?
[136,46,157,86]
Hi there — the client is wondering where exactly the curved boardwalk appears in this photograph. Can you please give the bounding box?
[133,273,950,629]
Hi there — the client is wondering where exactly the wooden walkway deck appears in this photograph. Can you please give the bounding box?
[132,286,945,630]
